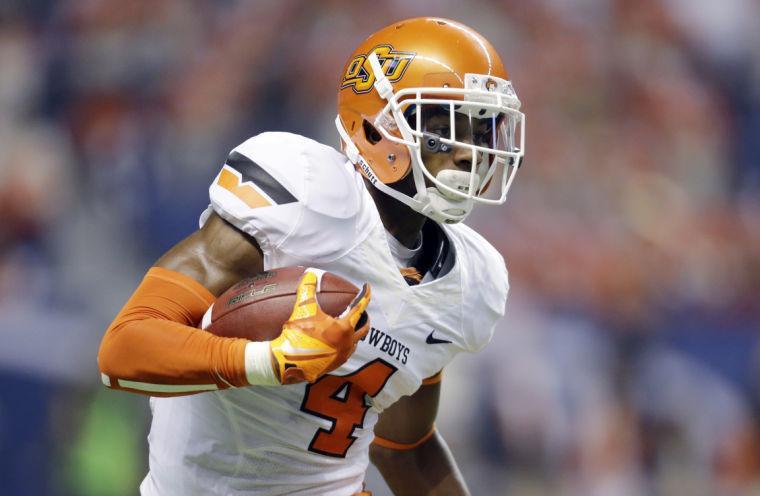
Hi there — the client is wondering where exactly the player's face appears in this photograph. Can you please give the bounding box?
[419,108,491,183]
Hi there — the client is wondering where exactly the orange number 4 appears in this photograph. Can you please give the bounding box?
[300,359,397,458]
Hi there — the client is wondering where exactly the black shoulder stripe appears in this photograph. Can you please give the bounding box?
[225,151,297,205]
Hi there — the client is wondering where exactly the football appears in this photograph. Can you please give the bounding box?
[201,266,360,342]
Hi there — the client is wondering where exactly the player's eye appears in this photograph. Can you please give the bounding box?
[473,128,493,146]
[430,125,451,137]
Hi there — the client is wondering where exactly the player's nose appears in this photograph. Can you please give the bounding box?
[452,144,475,171]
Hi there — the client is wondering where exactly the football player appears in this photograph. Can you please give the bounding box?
[98,17,523,496]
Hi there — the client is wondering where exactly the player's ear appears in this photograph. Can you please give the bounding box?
[363,120,382,145]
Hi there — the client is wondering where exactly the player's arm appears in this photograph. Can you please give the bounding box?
[155,210,266,295]
[97,212,369,396]
[370,375,470,496]
[97,212,265,396]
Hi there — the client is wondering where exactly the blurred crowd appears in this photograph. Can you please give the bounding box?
[0,1,758,495]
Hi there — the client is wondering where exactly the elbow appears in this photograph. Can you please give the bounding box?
[97,338,114,387]
[97,329,122,388]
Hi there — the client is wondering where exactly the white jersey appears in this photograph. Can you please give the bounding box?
[141,132,509,496]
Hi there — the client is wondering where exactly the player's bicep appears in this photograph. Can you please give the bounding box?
[155,211,264,296]
[374,380,441,447]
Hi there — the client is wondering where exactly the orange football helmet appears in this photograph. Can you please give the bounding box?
[336,17,524,223]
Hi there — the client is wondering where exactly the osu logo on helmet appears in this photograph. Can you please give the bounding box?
[341,44,416,94]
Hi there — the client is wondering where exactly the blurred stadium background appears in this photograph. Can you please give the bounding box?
[1,0,758,495]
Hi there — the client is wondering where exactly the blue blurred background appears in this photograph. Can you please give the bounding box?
[1,1,758,495]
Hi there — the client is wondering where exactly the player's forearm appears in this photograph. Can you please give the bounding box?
[370,431,470,496]
[97,267,250,396]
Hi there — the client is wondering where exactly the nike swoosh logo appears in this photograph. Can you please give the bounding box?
[426,330,452,345]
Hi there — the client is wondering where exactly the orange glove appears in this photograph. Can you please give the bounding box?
[270,269,370,384]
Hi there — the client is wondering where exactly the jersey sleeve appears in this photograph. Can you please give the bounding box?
[208,133,305,254]
[206,132,369,263]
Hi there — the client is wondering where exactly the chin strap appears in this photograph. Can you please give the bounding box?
[417,169,477,224]
[416,191,470,224]
[335,115,424,210]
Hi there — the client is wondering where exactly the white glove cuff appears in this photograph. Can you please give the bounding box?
[244,341,280,386]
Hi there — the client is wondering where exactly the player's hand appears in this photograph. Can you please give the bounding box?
[269,270,370,384]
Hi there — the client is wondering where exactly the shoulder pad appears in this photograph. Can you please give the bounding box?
[207,132,371,260]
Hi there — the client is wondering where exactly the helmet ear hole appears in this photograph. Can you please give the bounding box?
[362,120,382,145]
